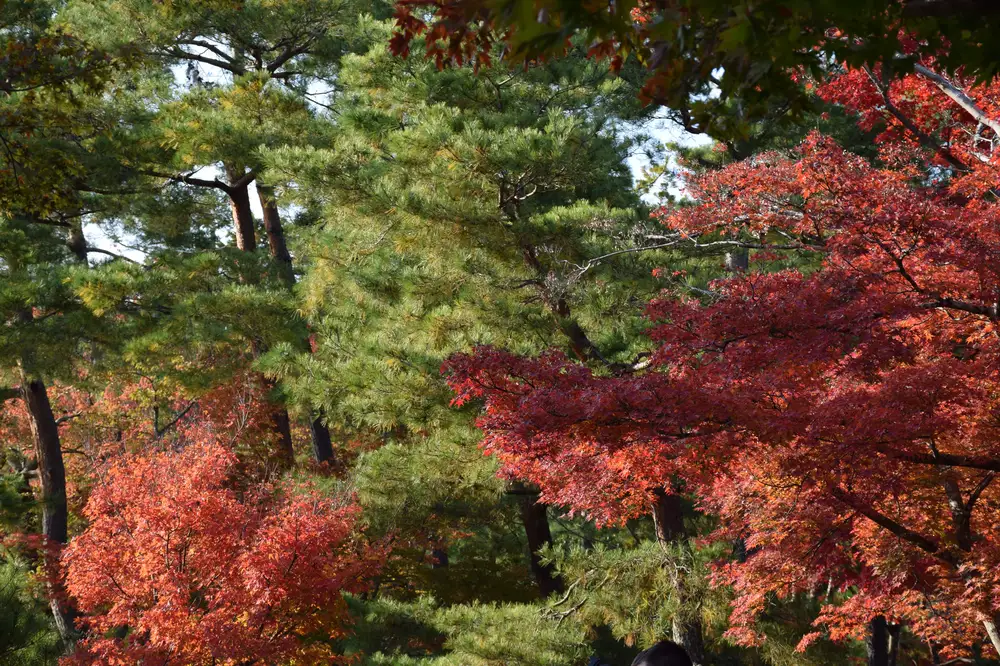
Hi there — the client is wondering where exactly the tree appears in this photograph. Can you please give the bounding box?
[262,19,671,601]
[60,0,386,465]
[63,440,384,665]
[444,62,1000,660]
[389,0,1000,140]
[0,0,136,647]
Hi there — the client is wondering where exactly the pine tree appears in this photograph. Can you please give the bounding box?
[60,0,389,464]
[260,19,695,644]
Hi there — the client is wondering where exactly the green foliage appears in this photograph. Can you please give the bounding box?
[0,558,61,666]
[548,540,731,651]
[343,596,589,666]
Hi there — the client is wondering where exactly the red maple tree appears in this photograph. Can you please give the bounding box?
[445,63,1000,658]
[62,440,383,665]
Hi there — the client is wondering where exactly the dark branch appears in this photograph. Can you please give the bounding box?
[154,401,197,438]
[829,486,956,565]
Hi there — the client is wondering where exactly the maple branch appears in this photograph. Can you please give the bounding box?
[829,486,956,565]
[921,297,996,318]
[862,65,969,171]
[55,412,81,426]
[882,448,1000,472]
[967,472,997,510]
[913,64,1000,139]
[154,401,197,438]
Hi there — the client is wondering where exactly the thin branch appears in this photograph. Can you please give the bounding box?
[862,64,969,171]
[159,47,245,75]
[920,297,996,318]
[154,401,197,439]
[86,247,141,265]
[829,487,955,565]
[55,412,81,425]
[176,39,240,66]
[914,64,1000,138]
[142,169,233,194]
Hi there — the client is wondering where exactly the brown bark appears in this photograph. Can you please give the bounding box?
[256,184,337,465]
[67,223,87,263]
[225,164,256,252]
[257,184,295,287]
[651,487,706,665]
[518,492,563,597]
[269,396,295,468]
[867,615,890,666]
[652,488,685,544]
[887,622,902,666]
[309,416,335,464]
[20,374,77,650]
[222,167,297,466]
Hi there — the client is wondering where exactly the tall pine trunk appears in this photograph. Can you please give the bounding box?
[258,184,295,286]
[257,183,336,465]
[223,165,295,467]
[225,164,257,252]
[518,491,563,597]
[652,488,706,666]
[20,373,76,650]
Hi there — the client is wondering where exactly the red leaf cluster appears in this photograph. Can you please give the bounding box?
[445,82,1000,652]
[62,441,384,665]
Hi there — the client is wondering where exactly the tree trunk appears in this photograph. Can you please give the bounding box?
[867,615,890,666]
[67,222,87,263]
[431,545,449,569]
[225,164,256,252]
[652,488,706,665]
[20,374,76,651]
[518,493,563,597]
[223,167,296,466]
[725,247,749,273]
[887,622,901,666]
[257,184,295,287]
[983,614,1000,658]
[652,488,685,543]
[256,184,337,465]
[309,415,335,464]
[269,396,295,468]
[671,611,706,666]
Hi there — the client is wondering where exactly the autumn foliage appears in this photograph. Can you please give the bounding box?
[446,65,1000,656]
[62,441,382,665]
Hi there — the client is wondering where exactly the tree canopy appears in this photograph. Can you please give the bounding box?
[2,1,1000,665]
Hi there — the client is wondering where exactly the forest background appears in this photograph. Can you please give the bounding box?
[3,1,1000,665]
